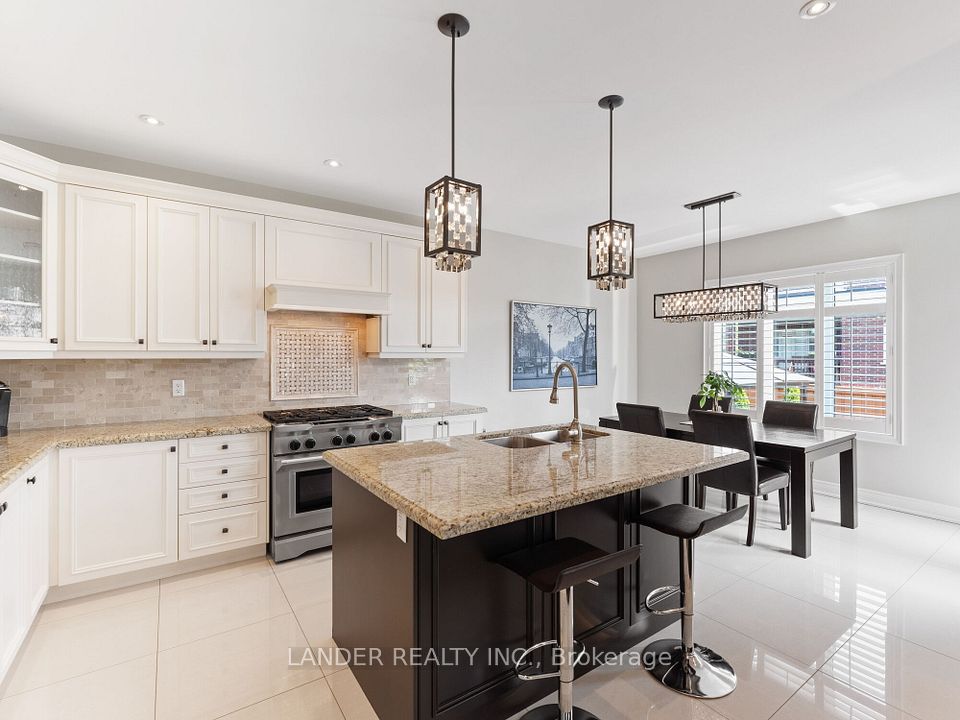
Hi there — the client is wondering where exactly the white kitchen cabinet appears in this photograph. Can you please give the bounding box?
[265,217,382,293]
[64,186,148,351]
[210,208,265,352]
[0,166,59,353]
[401,413,484,441]
[58,441,178,585]
[0,455,51,685]
[178,502,267,560]
[148,198,210,351]
[367,235,467,357]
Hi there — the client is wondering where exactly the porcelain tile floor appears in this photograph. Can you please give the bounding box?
[1,493,957,719]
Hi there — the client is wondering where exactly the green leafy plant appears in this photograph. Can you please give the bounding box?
[698,370,747,411]
[784,386,801,403]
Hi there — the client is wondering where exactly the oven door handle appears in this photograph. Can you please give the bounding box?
[277,455,330,468]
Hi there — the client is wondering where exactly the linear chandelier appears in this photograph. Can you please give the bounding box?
[654,192,778,322]
[587,95,634,291]
[424,13,481,273]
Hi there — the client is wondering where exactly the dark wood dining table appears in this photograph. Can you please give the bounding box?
[599,411,858,558]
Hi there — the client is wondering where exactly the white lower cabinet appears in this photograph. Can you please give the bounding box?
[0,455,52,684]
[401,413,484,441]
[58,441,178,585]
[178,502,267,560]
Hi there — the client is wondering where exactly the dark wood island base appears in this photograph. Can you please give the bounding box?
[332,470,686,720]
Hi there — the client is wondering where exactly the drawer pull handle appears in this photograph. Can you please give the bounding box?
[221,468,229,474]
[221,527,229,534]
[27,476,37,485]
[221,493,229,499]
[221,444,229,450]
[170,446,176,453]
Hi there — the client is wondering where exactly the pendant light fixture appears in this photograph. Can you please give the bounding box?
[653,192,778,322]
[424,13,481,273]
[587,95,634,291]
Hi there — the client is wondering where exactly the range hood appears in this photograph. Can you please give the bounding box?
[265,284,391,315]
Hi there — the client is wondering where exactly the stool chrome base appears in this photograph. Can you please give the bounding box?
[518,704,600,720]
[643,639,737,699]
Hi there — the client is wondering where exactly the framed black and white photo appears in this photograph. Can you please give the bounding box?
[510,301,597,391]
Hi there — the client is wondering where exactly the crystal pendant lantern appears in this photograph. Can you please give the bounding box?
[653,192,779,322]
[587,95,634,291]
[424,14,481,273]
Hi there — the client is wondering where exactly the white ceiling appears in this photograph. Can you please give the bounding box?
[2,0,959,254]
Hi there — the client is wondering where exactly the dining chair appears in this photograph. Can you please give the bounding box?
[690,410,790,546]
[688,394,732,417]
[617,403,666,437]
[761,401,819,512]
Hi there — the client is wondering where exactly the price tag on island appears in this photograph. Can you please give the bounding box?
[397,511,407,543]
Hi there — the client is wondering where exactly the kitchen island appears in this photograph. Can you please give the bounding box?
[325,425,747,720]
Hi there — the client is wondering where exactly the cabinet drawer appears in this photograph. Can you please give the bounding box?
[179,432,267,462]
[178,502,267,560]
[179,478,266,515]
[178,454,268,489]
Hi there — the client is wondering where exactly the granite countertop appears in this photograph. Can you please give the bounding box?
[384,402,488,420]
[325,424,748,539]
[0,414,272,493]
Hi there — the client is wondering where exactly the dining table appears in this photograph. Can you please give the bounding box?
[598,410,858,558]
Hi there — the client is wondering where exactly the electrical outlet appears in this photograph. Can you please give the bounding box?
[171,379,186,397]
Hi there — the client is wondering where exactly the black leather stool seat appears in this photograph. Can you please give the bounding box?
[634,504,748,540]
[497,537,643,594]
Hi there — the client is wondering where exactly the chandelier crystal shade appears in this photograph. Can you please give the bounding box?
[587,95,634,291]
[424,14,481,273]
[653,192,779,322]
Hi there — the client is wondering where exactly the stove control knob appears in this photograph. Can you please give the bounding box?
[288,439,301,451]
[304,438,317,449]
[345,434,357,444]
[331,435,344,446]
[369,431,381,442]
[382,430,393,441]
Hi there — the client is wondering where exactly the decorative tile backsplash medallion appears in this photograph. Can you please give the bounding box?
[271,326,359,400]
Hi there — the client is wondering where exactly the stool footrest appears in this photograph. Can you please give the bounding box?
[515,640,588,682]
[644,585,682,615]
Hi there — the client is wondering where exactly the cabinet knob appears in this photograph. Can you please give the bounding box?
[221,468,229,474]
[50,337,59,344]
[211,340,218,346]
[221,527,229,534]
[0,502,7,516]
[170,446,177,452]
[221,492,229,499]
[138,338,145,345]
[26,476,36,485]
[221,444,229,450]
[202,339,209,345]
[427,343,433,348]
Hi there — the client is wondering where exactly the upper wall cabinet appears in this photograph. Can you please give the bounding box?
[265,217,382,293]
[367,235,467,357]
[0,166,59,352]
[209,208,265,352]
[64,186,148,351]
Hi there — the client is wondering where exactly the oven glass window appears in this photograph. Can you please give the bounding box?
[295,467,333,514]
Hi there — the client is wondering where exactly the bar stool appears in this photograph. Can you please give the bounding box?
[635,503,747,698]
[497,538,644,720]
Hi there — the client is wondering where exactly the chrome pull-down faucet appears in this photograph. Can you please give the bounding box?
[549,361,583,443]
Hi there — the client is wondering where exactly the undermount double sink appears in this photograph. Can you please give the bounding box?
[480,428,608,449]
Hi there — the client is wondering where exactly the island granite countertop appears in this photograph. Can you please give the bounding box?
[325,424,748,539]
[0,414,272,493]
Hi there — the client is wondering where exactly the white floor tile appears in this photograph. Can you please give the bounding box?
[772,672,919,720]
[155,613,322,720]
[0,654,156,720]
[326,668,380,720]
[878,562,960,662]
[697,578,856,669]
[823,622,960,720]
[275,551,333,610]
[1,596,158,697]
[293,599,334,648]
[159,557,271,595]
[158,565,291,649]
[37,580,159,626]
[694,560,741,602]
[216,679,345,720]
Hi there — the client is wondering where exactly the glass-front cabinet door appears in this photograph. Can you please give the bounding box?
[0,165,58,352]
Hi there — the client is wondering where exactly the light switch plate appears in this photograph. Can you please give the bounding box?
[396,511,407,543]
[172,379,186,397]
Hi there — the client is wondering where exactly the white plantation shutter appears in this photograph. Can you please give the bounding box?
[709,320,758,410]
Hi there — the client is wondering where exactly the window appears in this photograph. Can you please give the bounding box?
[705,256,900,440]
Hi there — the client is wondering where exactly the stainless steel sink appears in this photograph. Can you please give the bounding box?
[480,428,609,449]
[482,435,555,449]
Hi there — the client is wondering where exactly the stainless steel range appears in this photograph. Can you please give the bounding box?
[264,404,401,562]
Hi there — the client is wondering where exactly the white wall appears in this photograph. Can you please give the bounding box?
[636,192,960,515]
[450,230,638,433]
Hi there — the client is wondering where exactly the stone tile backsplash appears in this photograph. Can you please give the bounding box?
[0,311,450,431]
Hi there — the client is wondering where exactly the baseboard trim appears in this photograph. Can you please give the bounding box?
[813,479,960,525]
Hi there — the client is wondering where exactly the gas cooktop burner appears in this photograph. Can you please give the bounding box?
[262,405,393,426]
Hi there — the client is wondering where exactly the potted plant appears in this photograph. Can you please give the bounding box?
[698,370,747,411]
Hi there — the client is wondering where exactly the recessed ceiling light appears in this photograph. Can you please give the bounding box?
[323,159,342,168]
[138,114,164,126]
[799,0,837,19]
